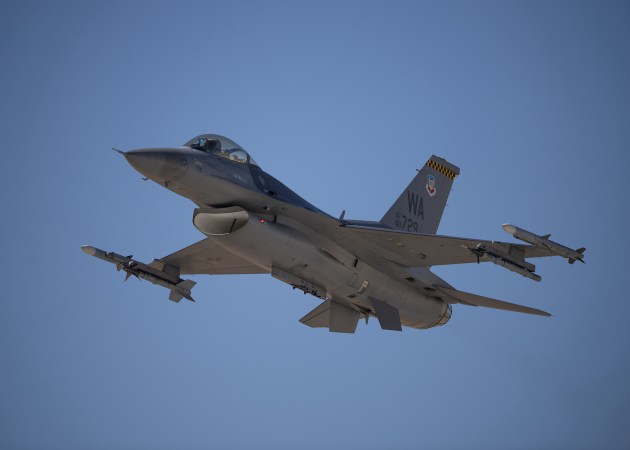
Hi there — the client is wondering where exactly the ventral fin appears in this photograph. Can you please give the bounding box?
[369,297,402,331]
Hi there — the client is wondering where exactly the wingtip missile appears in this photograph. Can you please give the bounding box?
[502,224,517,235]
[81,245,195,303]
[502,224,585,263]
[81,245,97,256]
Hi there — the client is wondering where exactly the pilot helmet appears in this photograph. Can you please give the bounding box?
[203,138,221,151]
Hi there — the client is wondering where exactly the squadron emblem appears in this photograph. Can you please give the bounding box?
[426,175,437,197]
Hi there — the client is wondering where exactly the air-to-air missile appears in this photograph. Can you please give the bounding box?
[502,224,586,264]
[470,243,542,282]
[81,245,196,302]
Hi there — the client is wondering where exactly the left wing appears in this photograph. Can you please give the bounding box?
[336,224,554,267]
[159,238,269,275]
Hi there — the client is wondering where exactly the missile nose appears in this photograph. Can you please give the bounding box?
[502,224,517,235]
[81,245,97,256]
[124,148,187,183]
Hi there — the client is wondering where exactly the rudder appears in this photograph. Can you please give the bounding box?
[381,155,459,235]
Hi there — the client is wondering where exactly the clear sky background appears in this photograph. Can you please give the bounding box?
[1,1,629,449]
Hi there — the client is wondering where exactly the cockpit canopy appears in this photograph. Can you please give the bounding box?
[184,134,259,167]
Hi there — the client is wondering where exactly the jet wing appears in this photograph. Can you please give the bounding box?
[159,238,269,275]
[337,224,554,267]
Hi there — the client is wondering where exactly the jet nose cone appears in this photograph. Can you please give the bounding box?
[124,148,187,182]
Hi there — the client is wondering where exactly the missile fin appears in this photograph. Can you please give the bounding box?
[542,234,551,239]
[570,248,586,264]
[175,279,196,302]
[169,290,184,303]
[176,279,197,290]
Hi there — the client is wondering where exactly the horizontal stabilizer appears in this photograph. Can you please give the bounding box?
[436,286,551,317]
[299,300,360,333]
[369,297,402,331]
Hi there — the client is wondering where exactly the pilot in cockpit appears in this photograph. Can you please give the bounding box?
[186,134,259,166]
[199,138,222,153]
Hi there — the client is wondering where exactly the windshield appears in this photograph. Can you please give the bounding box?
[184,134,259,167]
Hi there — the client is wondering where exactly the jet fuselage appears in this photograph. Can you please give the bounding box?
[124,144,452,329]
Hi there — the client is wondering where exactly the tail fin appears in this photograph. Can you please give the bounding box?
[381,155,459,235]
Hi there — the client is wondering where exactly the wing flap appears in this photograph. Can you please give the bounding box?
[159,238,268,275]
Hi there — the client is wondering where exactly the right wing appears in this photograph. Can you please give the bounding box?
[159,238,269,275]
[337,224,554,267]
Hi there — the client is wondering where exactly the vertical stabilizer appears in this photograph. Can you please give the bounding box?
[380,155,459,235]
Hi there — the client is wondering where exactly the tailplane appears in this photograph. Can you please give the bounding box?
[380,155,459,235]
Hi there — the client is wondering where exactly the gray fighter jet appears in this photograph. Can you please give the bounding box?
[82,134,585,333]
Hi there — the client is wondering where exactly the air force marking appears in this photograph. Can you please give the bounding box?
[426,174,436,197]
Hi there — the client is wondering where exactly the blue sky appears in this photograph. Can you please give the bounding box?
[1,1,629,448]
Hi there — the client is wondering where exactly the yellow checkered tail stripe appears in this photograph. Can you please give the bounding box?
[426,159,457,180]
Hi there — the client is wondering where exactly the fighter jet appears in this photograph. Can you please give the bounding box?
[82,134,585,333]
